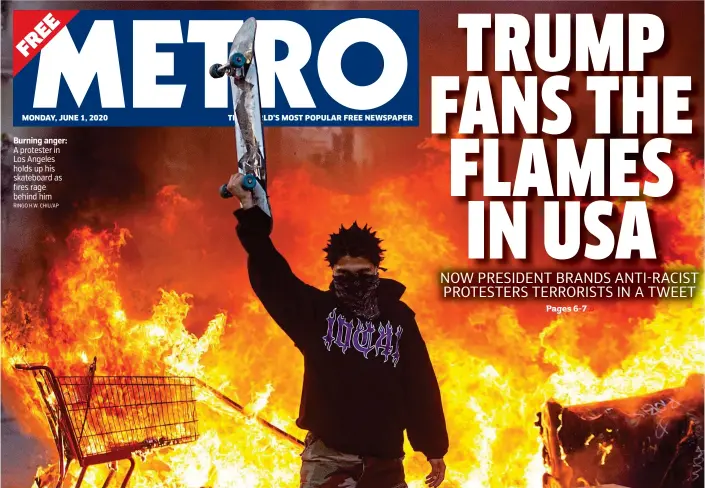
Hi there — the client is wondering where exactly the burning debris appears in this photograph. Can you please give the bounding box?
[1,148,703,486]
[538,375,704,488]
[193,379,303,448]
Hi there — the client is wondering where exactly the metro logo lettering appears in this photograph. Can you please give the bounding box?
[34,21,124,108]
[13,10,420,127]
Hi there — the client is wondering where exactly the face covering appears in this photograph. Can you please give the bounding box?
[332,272,381,320]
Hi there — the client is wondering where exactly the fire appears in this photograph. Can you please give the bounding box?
[597,442,612,466]
[2,150,703,488]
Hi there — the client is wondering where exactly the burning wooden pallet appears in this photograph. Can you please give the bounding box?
[537,375,704,488]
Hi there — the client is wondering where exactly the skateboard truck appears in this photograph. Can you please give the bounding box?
[209,51,250,83]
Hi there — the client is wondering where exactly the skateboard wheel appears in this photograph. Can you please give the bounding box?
[219,184,234,199]
[209,63,225,79]
[241,174,257,190]
[230,53,246,68]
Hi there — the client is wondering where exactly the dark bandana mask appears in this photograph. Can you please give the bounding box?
[332,272,381,320]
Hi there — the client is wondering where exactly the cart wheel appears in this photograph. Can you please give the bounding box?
[229,52,246,68]
[209,63,225,79]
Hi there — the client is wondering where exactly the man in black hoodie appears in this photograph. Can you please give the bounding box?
[227,173,449,487]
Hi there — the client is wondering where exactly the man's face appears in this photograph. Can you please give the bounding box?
[333,256,377,277]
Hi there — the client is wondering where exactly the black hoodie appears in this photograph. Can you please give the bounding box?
[235,206,449,460]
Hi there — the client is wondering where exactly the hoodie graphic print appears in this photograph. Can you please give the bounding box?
[323,309,403,367]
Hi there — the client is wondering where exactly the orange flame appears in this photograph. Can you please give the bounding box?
[2,150,703,488]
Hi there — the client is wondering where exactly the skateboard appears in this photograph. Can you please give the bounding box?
[210,18,270,215]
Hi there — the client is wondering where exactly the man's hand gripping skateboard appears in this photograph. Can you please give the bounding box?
[226,173,268,214]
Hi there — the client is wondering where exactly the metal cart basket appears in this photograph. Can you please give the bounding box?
[15,359,199,488]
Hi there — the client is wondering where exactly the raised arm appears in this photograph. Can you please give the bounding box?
[229,174,320,347]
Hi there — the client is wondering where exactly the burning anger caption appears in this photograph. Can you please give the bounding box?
[431,14,693,261]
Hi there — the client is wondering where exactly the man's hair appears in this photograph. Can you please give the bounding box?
[323,222,385,268]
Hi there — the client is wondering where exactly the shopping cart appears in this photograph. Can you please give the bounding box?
[15,358,199,488]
